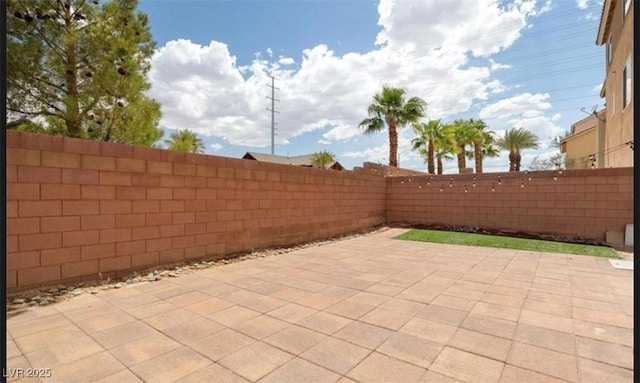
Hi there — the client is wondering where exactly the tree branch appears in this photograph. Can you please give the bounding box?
[32,75,67,93]
[7,107,61,118]
[31,23,67,64]
[12,81,63,113]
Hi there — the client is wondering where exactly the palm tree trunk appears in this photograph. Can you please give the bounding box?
[515,152,521,171]
[388,119,398,167]
[427,139,435,174]
[474,143,483,174]
[508,151,517,172]
[437,158,443,174]
[457,144,466,173]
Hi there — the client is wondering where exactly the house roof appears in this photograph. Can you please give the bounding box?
[596,0,613,45]
[569,109,606,134]
[242,152,344,169]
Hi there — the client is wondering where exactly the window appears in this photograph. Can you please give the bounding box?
[624,0,630,18]
[623,56,631,109]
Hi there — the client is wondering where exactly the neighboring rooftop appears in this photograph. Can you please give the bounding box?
[243,152,344,170]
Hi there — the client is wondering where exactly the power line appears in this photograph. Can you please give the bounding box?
[190,6,606,132]
[276,65,603,115]
[266,75,280,155]
[371,7,599,60]
[569,140,634,168]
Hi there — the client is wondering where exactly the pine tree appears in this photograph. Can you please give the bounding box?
[7,0,163,146]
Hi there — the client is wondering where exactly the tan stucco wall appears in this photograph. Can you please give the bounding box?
[563,111,606,168]
[602,0,634,167]
[563,128,597,169]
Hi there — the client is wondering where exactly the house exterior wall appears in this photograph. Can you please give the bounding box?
[600,0,634,167]
[561,111,606,169]
[562,128,597,169]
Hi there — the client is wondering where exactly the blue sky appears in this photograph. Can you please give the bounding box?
[139,0,606,172]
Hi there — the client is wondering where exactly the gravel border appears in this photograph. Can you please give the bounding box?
[6,225,390,312]
[7,224,631,312]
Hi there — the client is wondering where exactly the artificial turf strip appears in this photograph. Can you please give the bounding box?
[395,229,620,258]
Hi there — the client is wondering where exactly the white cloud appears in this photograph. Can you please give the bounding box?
[508,114,563,148]
[210,143,222,150]
[342,131,417,166]
[576,0,590,10]
[486,79,508,94]
[376,0,549,57]
[318,139,331,145]
[148,0,551,148]
[342,146,387,162]
[479,92,561,152]
[323,123,360,142]
[479,93,551,120]
[489,59,511,71]
[278,57,295,65]
[584,12,598,20]
[578,11,599,21]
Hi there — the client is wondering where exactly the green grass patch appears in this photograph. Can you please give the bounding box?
[395,229,620,258]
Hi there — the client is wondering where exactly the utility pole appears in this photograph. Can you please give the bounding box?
[266,76,279,155]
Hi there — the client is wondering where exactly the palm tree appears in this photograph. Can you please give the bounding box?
[310,150,336,169]
[164,129,205,153]
[496,127,540,171]
[434,124,456,174]
[450,119,481,173]
[467,118,495,174]
[465,140,500,170]
[411,119,447,174]
[463,119,497,173]
[360,86,427,167]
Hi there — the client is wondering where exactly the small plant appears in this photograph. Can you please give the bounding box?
[310,150,337,169]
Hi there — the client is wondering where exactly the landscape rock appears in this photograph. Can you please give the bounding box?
[6,226,387,312]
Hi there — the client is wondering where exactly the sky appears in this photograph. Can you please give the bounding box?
[138,0,607,173]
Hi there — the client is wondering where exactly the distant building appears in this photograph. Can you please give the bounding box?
[242,152,345,170]
[596,0,634,167]
[561,110,606,169]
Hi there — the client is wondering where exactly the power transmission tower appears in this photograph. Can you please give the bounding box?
[266,76,279,155]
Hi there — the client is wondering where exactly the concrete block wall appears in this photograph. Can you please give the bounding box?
[6,131,386,291]
[5,131,634,291]
[386,168,633,241]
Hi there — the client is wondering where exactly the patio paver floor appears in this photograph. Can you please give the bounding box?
[7,229,634,382]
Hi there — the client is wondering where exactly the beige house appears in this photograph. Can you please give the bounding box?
[596,0,634,167]
[561,110,606,169]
